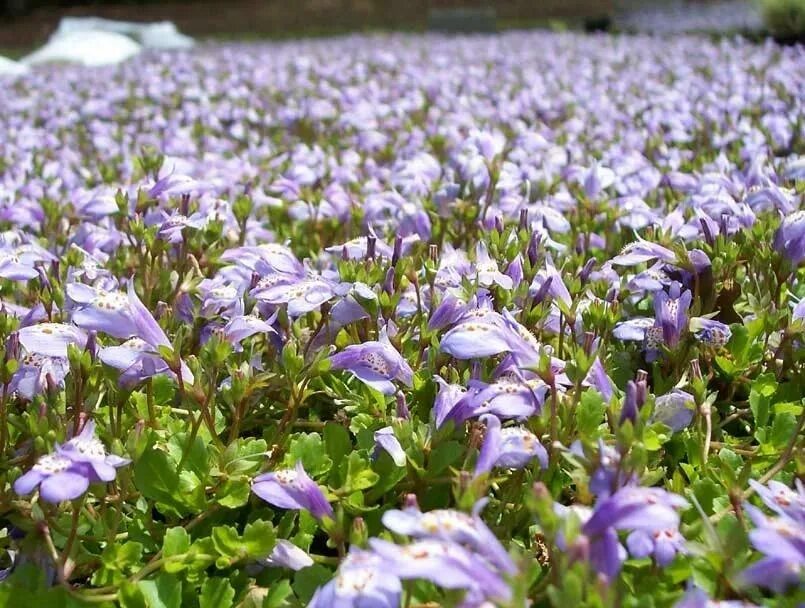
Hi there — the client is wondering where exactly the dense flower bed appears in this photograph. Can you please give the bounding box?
[0,31,803,607]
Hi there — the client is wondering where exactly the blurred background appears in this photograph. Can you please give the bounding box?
[0,0,800,52]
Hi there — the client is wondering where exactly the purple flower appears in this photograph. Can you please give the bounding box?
[368,538,511,603]
[18,323,87,359]
[251,275,335,318]
[475,414,548,477]
[474,242,513,290]
[580,486,687,580]
[14,420,130,503]
[372,426,406,467]
[329,328,413,395]
[690,317,732,348]
[740,503,804,592]
[251,461,333,520]
[439,306,513,360]
[98,283,194,385]
[749,479,805,524]
[446,376,547,425]
[582,358,615,402]
[626,528,686,566]
[381,501,515,574]
[308,548,401,608]
[10,352,69,400]
[610,237,676,266]
[260,540,313,571]
[432,376,467,429]
[653,282,692,349]
[66,283,139,339]
[773,210,805,265]
[651,390,695,431]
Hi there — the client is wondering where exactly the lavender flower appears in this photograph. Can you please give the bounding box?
[382,501,516,574]
[329,328,413,395]
[372,426,406,466]
[252,461,333,520]
[740,503,804,592]
[308,548,402,608]
[773,210,805,265]
[651,390,695,431]
[690,317,732,348]
[14,421,129,503]
[475,414,548,477]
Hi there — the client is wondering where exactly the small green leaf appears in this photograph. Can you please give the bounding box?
[200,577,235,608]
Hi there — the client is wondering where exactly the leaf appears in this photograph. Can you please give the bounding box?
[133,447,187,516]
[200,578,235,608]
[162,528,190,573]
[263,580,293,608]
[282,433,332,477]
[242,519,277,558]
[292,565,332,605]
[769,412,797,449]
[576,390,607,437]
[323,422,352,468]
[126,573,182,608]
[427,441,463,476]
[749,373,776,428]
[341,451,379,492]
[216,479,251,509]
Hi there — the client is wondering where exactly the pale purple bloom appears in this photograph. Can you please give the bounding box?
[260,540,313,571]
[626,528,686,566]
[66,283,138,339]
[14,420,130,503]
[651,390,695,431]
[580,486,687,580]
[252,461,333,520]
[582,357,615,402]
[610,238,676,266]
[381,501,515,574]
[740,503,804,592]
[308,548,401,608]
[18,323,87,359]
[373,426,406,466]
[432,376,467,428]
[98,283,194,385]
[653,282,692,349]
[252,275,335,318]
[439,307,512,359]
[690,317,732,348]
[329,328,413,395]
[749,479,805,524]
[475,414,548,477]
[369,538,511,603]
[474,242,513,290]
[10,352,69,400]
[446,376,547,425]
[773,210,805,265]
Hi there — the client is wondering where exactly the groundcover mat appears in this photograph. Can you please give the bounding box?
[0,31,803,608]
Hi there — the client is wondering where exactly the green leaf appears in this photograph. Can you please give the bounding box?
[576,390,607,437]
[133,447,187,516]
[282,433,332,477]
[124,573,182,608]
[292,565,332,605]
[324,422,352,468]
[242,519,277,559]
[749,373,777,428]
[427,441,463,476]
[162,527,190,573]
[200,578,235,608]
[263,580,293,608]
[216,479,251,509]
[769,412,797,449]
[341,451,379,492]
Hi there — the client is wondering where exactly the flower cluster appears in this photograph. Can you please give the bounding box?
[0,28,802,608]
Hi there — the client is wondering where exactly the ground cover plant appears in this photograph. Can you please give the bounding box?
[0,30,803,608]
